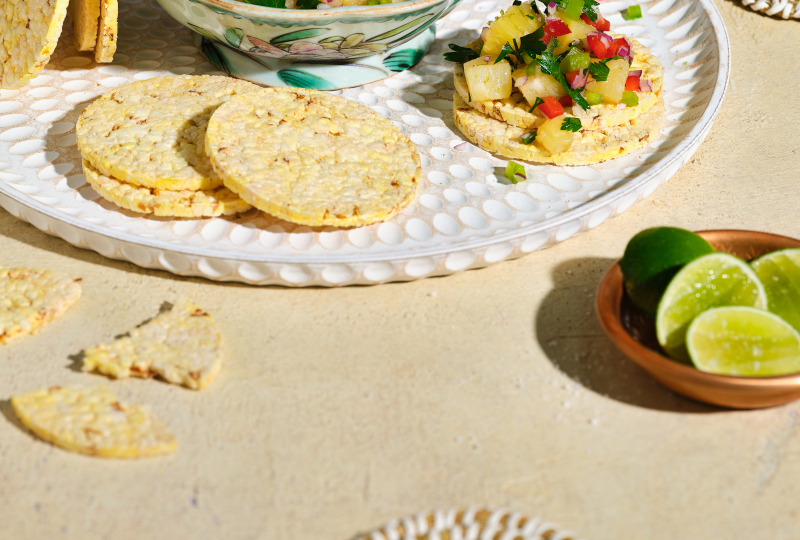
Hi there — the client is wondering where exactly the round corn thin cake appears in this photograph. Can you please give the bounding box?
[82,298,222,390]
[0,267,81,344]
[453,92,665,165]
[71,0,101,52]
[82,159,251,217]
[76,75,260,190]
[94,0,118,63]
[357,508,583,540]
[206,88,421,227]
[11,386,177,458]
[0,0,70,89]
[455,37,663,131]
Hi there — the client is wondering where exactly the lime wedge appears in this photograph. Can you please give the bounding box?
[620,227,715,319]
[687,306,800,377]
[656,253,767,362]
[751,248,800,333]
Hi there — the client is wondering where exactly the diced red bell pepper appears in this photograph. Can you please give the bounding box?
[565,71,580,87]
[559,95,574,108]
[542,19,571,45]
[537,96,564,119]
[612,38,629,57]
[581,12,610,31]
[586,33,615,59]
[625,74,641,92]
[596,13,610,31]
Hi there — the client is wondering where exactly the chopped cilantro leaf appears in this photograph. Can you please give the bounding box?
[494,27,546,67]
[520,26,546,57]
[528,96,545,113]
[512,0,522,4]
[243,0,286,7]
[295,0,320,7]
[561,118,582,131]
[443,44,480,63]
[495,40,519,65]
[588,59,611,82]
[537,51,590,111]
[582,0,600,22]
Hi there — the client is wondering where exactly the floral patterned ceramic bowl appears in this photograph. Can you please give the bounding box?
[155,0,459,62]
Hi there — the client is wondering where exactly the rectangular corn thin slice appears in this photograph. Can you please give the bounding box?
[11,385,177,458]
[83,298,223,390]
[0,267,82,344]
[72,0,101,51]
[95,0,118,63]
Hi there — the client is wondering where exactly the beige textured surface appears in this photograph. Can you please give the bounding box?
[1,1,800,538]
[206,88,421,227]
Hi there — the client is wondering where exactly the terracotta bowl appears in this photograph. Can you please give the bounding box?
[596,229,800,409]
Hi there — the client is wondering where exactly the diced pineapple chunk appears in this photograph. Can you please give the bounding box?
[482,4,544,58]
[565,17,596,40]
[464,56,512,102]
[536,114,574,155]
[585,58,629,104]
[519,65,566,107]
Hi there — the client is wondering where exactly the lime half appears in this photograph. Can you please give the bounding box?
[620,227,715,319]
[687,306,800,377]
[751,248,800,333]
[656,252,767,362]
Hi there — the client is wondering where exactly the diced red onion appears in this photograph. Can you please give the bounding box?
[521,132,532,138]
[515,173,526,180]
[571,69,588,89]
[480,27,489,42]
[548,2,557,9]
[515,75,528,87]
[640,79,653,92]
[616,37,632,61]
[546,17,561,24]
[628,69,642,77]
[483,55,490,62]
[454,142,468,151]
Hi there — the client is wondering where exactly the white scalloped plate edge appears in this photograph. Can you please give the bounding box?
[0,0,730,287]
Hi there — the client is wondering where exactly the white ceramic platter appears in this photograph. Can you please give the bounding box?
[0,0,729,286]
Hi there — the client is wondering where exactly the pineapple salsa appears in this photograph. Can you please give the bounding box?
[445,0,663,162]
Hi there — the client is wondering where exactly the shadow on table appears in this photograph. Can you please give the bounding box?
[0,398,38,440]
[534,256,724,413]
